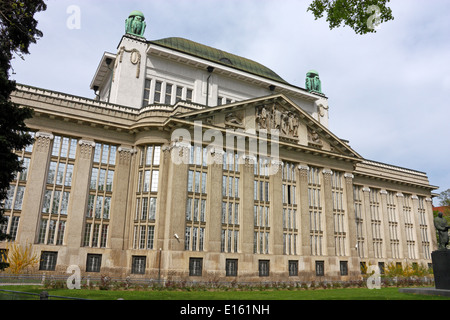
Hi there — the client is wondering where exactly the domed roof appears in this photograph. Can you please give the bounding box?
[150,37,288,85]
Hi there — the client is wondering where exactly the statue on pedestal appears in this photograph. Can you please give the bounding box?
[434,212,449,250]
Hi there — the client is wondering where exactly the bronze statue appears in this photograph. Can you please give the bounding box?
[434,212,449,250]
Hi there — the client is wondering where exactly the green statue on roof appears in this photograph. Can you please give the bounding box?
[306,70,322,94]
[125,11,146,37]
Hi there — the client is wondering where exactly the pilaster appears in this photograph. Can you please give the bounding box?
[16,132,53,244]
[362,187,374,260]
[322,168,333,257]
[64,139,95,266]
[380,189,391,259]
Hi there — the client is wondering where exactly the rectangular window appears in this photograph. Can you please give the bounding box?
[165,83,173,104]
[258,260,270,277]
[315,261,325,276]
[226,259,238,277]
[340,261,348,276]
[154,81,162,103]
[39,251,58,271]
[189,258,203,276]
[289,260,298,276]
[86,254,102,272]
[131,256,146,274]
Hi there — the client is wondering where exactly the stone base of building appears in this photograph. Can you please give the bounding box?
[431,250,450,290]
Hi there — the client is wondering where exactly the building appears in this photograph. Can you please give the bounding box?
[1,11,438,282]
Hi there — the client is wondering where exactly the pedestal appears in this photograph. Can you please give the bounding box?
[431,250,450,290]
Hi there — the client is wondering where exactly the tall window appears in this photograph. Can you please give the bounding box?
[185,146,207,252]
[402,194,416,259]
[39,135,77,245]
[84,142,116,248]
[1,132,34,241]
[308,166,323,256]
[253,157,270,254]
[387,191,400,259]
[418,196,431,259]
[133,145,161,250]
[332,171,346,256]
[221,151,240,253]
[353,185,365,258]
[282,162,297,255]
[369,188,382,258]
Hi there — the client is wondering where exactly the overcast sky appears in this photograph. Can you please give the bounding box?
[10,0,450,205]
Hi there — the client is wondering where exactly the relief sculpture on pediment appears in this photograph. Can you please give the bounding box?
[256,104,299,139]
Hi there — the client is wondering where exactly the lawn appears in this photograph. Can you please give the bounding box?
[1,285,449,301]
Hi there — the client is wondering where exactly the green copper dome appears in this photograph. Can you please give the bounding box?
[150,37,288,85]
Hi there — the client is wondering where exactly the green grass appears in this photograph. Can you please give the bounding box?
[1,285,449,300]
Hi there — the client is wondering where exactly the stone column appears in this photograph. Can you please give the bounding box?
[380,189,391,259]
[17,132,53,244]
[207,149,224,253]
[64,139,95,267]
[411,195,422,260]
[109,146,136,254]
[163,143,189,252]
[362,187,374,260]
[425,197,437,254]
[241,155,256,255]
[322,169,334,257]
[270,160,283,256]
[343,173,358,258]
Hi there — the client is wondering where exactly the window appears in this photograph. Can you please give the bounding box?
[418,196,431,260]
[369,188,382,259]
[221,151,240,253]
[84,142,116,248]
[165,83,173,104]
[258,260,270,277]
[332,171,346,256]
[86,254,102,272]
[185,146,208,252]
[154,81,162,103]
[39,251,58,271]
[282,161,298,256]
[403,194,416,260]
[289,260,298,276]
[254,157,270,254]
[315,261,324,277]
[142,79,151,107]
[353,185,365,258]
[189,258,203,276]
[340,261,348,276]
[387,191,399,259]
[308,167,323,256]
[131,256,146,274]
[41,135,77,245]
[226,259,238,277]
[133,145,161,250]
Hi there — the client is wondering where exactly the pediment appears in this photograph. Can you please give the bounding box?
[172,94,362,160]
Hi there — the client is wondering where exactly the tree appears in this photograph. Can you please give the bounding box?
[4,242,40,274]
[0,0,47,261]
[437,189,450,207]
[307,0,394,35]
